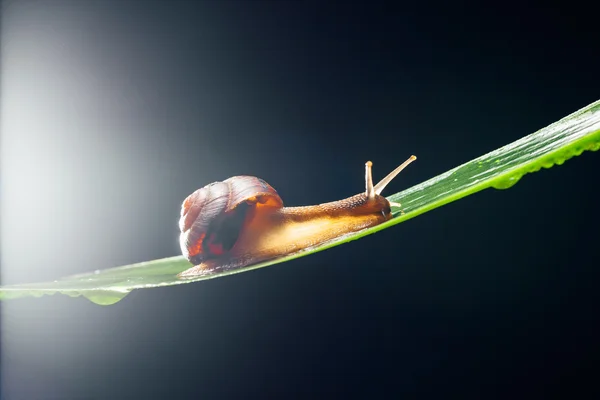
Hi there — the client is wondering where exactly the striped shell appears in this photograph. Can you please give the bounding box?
[179,176,283,265]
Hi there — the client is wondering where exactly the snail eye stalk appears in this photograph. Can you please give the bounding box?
[373,155,417,195]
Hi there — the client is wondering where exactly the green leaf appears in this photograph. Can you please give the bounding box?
[2,100,600,305]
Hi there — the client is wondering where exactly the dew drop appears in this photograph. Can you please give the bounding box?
[80,290,131,305]
[588,141,600,151]
[492,174,523,190]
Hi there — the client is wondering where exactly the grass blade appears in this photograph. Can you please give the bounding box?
[2,100,599,305]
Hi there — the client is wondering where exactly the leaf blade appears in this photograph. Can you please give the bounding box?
[2,100,599,304]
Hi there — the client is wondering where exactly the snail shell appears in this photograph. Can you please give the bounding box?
[179,176,281,265]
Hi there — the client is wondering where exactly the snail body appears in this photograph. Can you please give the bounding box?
[178,156,416,277]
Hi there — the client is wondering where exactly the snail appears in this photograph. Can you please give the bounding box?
[178,155,416,278]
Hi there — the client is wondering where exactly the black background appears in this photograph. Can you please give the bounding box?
[2,0,599,399]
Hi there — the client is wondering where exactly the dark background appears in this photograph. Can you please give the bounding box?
[1,0,599,399]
